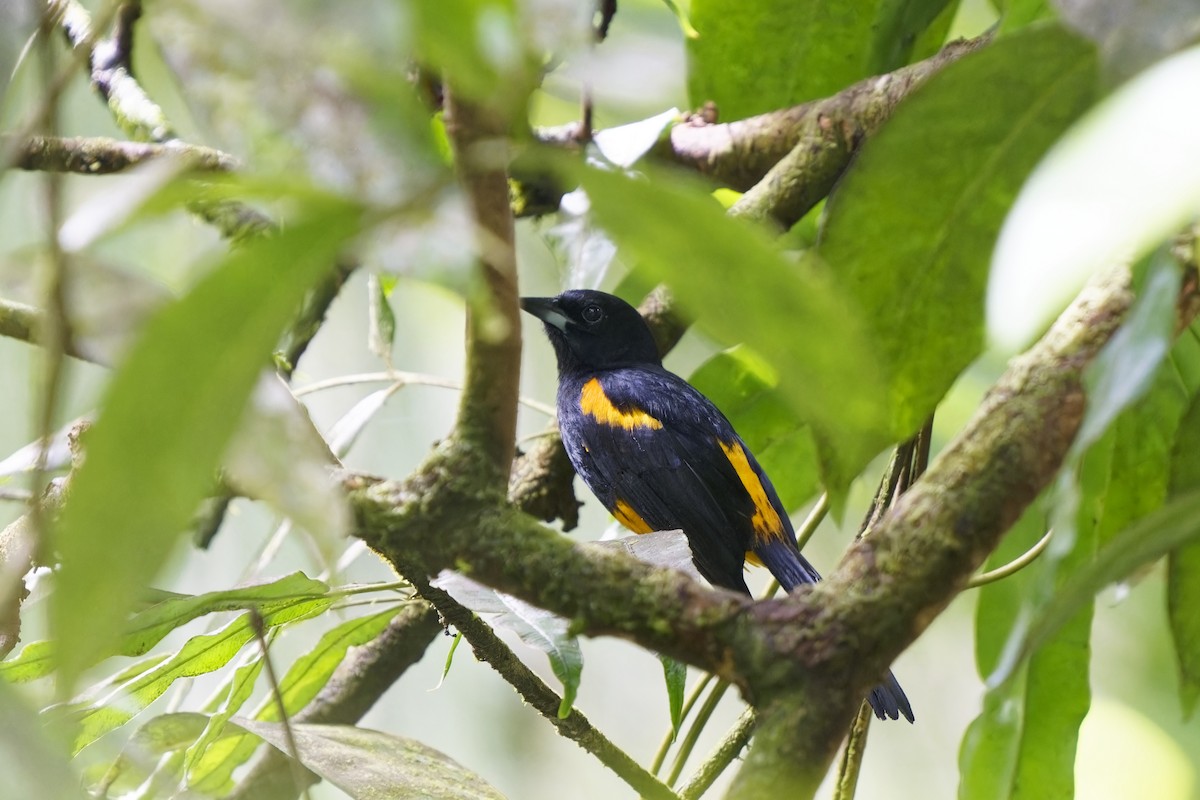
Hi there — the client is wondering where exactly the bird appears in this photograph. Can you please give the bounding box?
[521,289,913,722]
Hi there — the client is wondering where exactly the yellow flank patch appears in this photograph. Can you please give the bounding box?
[614,499,654,534]
[580,378,663,430]
[718,439,786,541]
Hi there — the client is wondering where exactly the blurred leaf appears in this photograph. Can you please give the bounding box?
[1169,365,1200,715]
[228,718,507,800]
[0,419,79,477]
[544,190,618,292]
[368,272,397,362]
[50,200,362,694]
[961,433,1109,799]
[822,24,1097,440]
[409,0,538,112]
[1022,490,1200,659]
[0,680,87,800]
[579,162,888,497]
[689,0,943,121]
[93,712,211,797]
[998,0,1055,32]
[688,346,820,512]
[432,572,582,716]
[660,655,687,738]
[868,0,958,74]
[1056,0,1200,80]
[187,606,407,792]
[1,573,328,682]
[226,375,349,543]
[988,45,1200,351]
[51,596,330,755]
[327,384,404,458]
[1074,255,1179,450]
[592,109,680,169]
[58,158,189,253]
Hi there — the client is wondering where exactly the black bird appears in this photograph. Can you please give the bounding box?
[522,289,913,722]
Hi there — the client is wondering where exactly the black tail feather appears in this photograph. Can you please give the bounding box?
[867,669,915,723]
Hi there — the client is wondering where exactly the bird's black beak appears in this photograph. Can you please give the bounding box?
[520,296,570,332]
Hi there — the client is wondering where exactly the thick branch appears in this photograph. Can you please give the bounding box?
[725,267,1156,798]
[443,89,522,477]
[9,134,238,174]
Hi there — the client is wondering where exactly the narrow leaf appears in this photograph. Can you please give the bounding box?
[51,201,361,694]
[368,272,397,362]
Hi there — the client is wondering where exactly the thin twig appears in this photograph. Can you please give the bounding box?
[966,529,1054,589]
[678,709,756,800]
[249,609,313,800]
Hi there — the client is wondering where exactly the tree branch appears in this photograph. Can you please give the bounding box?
[443,88,522,477]
[8,134,238,174]
[664,34,990,193]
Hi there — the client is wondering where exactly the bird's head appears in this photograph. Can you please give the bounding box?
[520,290,661,372]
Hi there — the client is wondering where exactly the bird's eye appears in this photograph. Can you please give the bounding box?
[581,304,604,324]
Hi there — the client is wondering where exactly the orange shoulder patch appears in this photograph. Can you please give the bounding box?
[580,378,663,431]
[613,499,654,534]
[718,439,786,542]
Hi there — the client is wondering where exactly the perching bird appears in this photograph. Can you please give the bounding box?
[522,289,913,722]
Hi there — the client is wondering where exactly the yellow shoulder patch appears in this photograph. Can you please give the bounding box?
[718,439,786,542]
[613,499,654,534]
[580,378,663,431]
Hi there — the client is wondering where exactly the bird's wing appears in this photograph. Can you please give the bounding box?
[562,367,788,593]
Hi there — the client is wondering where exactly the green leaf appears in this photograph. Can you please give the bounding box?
[660,655,687,738]
[225,377,350,545]
[821,24,1097,441]
[186,607,405,792]
[0,573,329,683]
[92,712,211,797]
[867,0,958,74]
[432,573,582,717]
[688,0,953,121]
[997,0,1055,33]
[50,200,362,694]
[52,597,331,755]
[1168,357,1200,715]
[960,432,1109,799]
[579,162,889,496]
[184,650,268,783]
[228,718,507,800]
[688,346,820,512]
[1023,490,1200,660]
[368,272,397,362]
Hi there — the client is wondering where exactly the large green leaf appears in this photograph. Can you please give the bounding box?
[1168,332,1200,715]
[50,200,362,693]
[0,681,88,800]
[688,346,820,512]
[959,434,1109,800]
[229,718,507,800]
[579,163,888,496]
[820,24,1097,441]
[687,0,956,121]
[688,0,873,121]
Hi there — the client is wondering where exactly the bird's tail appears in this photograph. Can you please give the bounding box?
[754,538,821,591]
[868,669,915,722]
[755,539,915,723]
